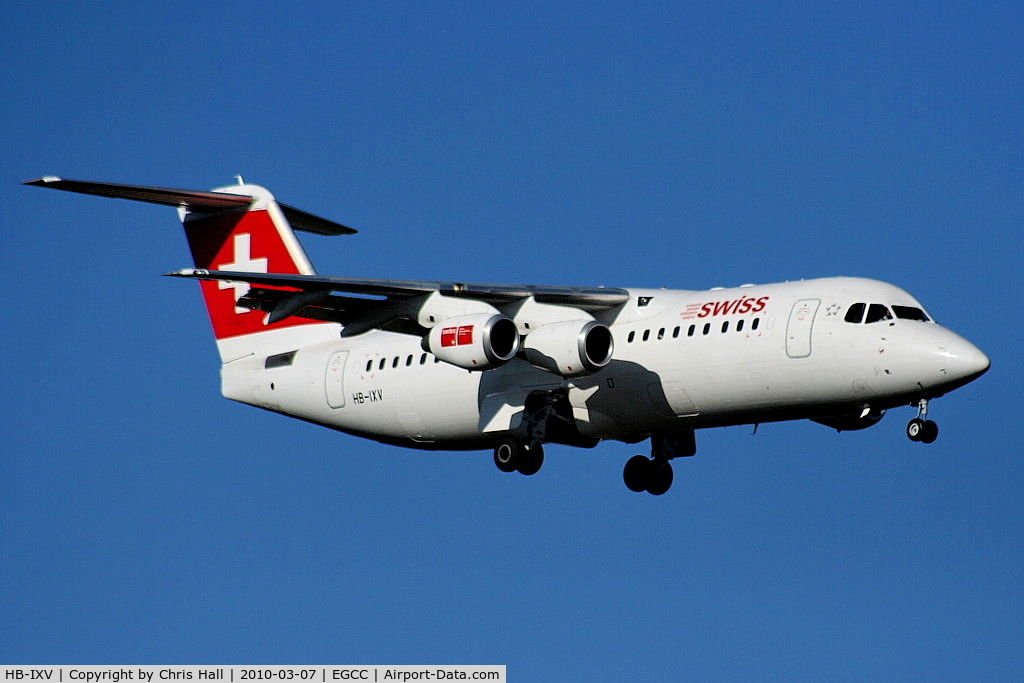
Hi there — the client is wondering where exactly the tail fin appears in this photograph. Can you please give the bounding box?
[25,177,355,359]
[181,182,320,341]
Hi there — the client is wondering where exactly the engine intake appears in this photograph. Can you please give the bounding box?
[522,320,614,377]
[425,313,520,371]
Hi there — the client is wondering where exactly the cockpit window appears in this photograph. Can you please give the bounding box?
[846,302,928,324]
[865,303,893,324]
[893,305,930,322]
[844,303,865,323]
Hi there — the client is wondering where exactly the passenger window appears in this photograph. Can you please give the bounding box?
[365,360,373,372]
[673,326,680,338]
[420,353,428,364]
[703,323,711,335]
[392,357,400,368]
[688,325,696,337]
[865,303,893,324]
[642,330,650,342]
[628,331,635,343]
[893,305,930,322]
[657,328,664,340]
[378,358,386,371]
[406,355,413,366]
[736,319,744,332]
[845,303,866,323]
[752,318,760,331]
[721,321,729,333]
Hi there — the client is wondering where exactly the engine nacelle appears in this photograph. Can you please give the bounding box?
[522,320,614,377]
[425,313,520,371]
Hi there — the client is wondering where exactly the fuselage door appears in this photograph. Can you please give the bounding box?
[786,299,820,358]
[325,351,349,408]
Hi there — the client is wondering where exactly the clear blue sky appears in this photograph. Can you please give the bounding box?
[3,2,1021,679]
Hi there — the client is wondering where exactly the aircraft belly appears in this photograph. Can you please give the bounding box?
[569,366,679,439]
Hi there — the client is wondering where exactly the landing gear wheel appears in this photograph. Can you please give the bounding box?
[623,456,674,495]
[920,420,939,444]
[907,399,939,444]
[907,418,925,442]
[517,444,544,476]
[623,455,651,492]
[494,438,520,473]
[646,460,674,496]
[907,418,939,444]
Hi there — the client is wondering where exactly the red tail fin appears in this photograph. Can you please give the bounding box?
[24,177,355,357]
[182,184,318,340]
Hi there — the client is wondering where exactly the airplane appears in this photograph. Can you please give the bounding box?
[26,176,991,495]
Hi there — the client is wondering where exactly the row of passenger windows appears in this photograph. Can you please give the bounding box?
[366,353,442,372]
[361,304,926,368]
[844,303,930,324]
[626,318,762,343]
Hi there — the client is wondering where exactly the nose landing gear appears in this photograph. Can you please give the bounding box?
[907,399,939,444]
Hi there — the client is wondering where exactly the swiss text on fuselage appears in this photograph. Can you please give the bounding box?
[682,296,770,320]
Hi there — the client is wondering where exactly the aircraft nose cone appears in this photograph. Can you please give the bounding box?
[942,338,990,384]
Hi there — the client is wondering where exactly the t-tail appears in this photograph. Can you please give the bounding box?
[24,177,356,361]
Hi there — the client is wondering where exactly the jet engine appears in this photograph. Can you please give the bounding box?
[425,313,520,371]
[522,320,614,377]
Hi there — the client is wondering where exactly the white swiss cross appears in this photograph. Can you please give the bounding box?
[218,233,268,314]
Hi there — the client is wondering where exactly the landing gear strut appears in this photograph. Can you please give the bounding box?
[622,430,696,495]
[906,399,939,444]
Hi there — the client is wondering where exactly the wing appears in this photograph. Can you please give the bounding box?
[167,268,631,335]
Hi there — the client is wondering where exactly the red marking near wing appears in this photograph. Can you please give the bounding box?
[440,326,458,348]
[440,325,474,348]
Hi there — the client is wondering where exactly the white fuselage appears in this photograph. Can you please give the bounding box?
[220,276,987,450]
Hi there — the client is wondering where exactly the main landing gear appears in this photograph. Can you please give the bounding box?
[492,390,573,477]
[906,399,939,444]
[493,437,544,476]
[623,455,673,495]
[622,430,696,496]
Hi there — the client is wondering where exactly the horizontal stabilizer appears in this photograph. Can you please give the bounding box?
[24,176,357,235]
[25,177,253,210]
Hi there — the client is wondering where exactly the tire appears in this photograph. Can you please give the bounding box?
[646,460,674,496]
[920,420,939,444]
[907,418,925,442]
[517,444,544,476]
[623,455,651,492]
[494,438,519,473]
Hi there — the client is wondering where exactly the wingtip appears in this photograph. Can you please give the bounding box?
[163,268,208,278]
[24,176,63,186]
